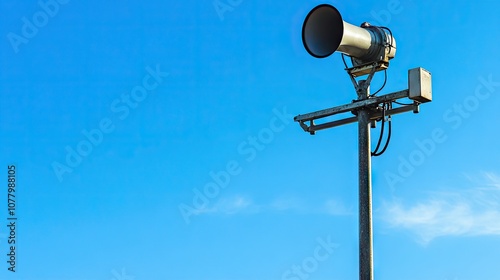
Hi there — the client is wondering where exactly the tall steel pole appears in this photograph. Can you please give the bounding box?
[295,68,431,280]
[357,80,373,280]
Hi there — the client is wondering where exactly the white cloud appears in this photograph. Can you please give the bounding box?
[270,197,305,212]
[324,199,353,216]
[194,195,353,217]
[269,196,354,216]
[382,172,500,244]
[196,195,260,215]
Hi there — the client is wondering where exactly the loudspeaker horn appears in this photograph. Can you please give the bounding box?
[302,4,396,64]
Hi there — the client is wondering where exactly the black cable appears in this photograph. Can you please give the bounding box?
[371,69,387,96]
[393,100,414,106]
[341,54,349,69]
[374,116,392,156]
[372,103,392,157]
[379,26,395,52]
[372,104,386,155]
[369,26,391,97]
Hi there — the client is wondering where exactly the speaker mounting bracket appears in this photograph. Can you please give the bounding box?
[346,60,389,78]
[345,62,379,100]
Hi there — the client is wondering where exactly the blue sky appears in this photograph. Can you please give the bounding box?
[1,0,499,279]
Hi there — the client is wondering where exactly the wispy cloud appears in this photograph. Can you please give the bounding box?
[195,195,260,215]
[324,199,353,216]
[382,172,500,244]
[192,195,353,217]
[270,196,305,212]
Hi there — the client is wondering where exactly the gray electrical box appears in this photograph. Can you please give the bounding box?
[408,68,432,103]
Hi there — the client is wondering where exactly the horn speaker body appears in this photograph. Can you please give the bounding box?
[302,4,396,65]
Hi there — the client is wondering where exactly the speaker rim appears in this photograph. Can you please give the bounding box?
[302,4,344,59]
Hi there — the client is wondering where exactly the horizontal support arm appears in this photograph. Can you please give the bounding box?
[305,103,419,133]
[294,90,409,122]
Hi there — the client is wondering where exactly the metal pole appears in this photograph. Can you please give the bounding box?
[357,80,373,280]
